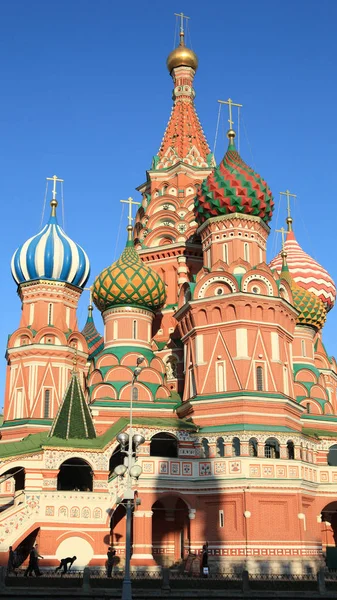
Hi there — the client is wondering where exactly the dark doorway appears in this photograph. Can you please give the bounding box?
[152,496,190,567]
[57,458,93,491]
[150,433,178,458]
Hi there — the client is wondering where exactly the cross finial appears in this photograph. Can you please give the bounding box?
[121,197,141,241]
[280,189,297,231]
[174,12,190,36]
[46,175,64,201]
[276,227,286,249]
[46,175,64,217]
[218,98,243,133]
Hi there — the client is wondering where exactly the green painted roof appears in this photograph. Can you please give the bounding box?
[50,371,96,440]
[199,424,298,434]
[0,416,195,458]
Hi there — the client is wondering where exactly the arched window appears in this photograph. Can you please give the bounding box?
[132,387,138,402]
[223,243,228,263]
[244,242,250,262]
[109,444,123,475]
[113,320,118,340]
[201,438,209,458]
[57,458,93,491]
[287,440,295,460]
[150,433,178,458]
[249,438,258,457]
[264,437,280,459]
[232,437,241,457]
[328,444,337,466]
[256,366,264,391]
[133,320,137,339]
[306,403,311,414]
[44,389,51,418]
[216,437,225,458]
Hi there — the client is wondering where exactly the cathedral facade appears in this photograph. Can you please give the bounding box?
[0,27,337,575]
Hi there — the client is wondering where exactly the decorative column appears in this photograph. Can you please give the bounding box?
[131,510,156,566]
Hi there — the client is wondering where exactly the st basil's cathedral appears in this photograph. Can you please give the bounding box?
[0,21,337,575]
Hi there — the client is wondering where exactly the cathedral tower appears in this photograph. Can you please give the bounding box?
[3,178,90,440]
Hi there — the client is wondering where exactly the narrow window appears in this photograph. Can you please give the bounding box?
[232,437,241,457]
[301,340,306,357]
[206,249,211,269]
[256,366,264,391]
[65,306,70,328]
[219,510,224,528]
[223,243,228,263]
[29,303,35,325]
[44,389,50,418]
[244,242,250,262]
[48,303,53,325]
[113,320,118,340]
[132,387,138,402]
[306,402,310,414]
[249,438,258,457]
[189,368,196,397]
[287,441,295,460]
[133,320,137,340]
[15,389,23,419]
[216,361,226,393]
[283,366,289,396]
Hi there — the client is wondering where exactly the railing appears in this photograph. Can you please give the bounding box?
[4,565,337,593]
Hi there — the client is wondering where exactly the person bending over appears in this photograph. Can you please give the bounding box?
[55,556,77,574]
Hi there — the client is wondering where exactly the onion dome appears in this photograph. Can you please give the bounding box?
[92,227,166,313]
[11,199,90,288]
[269,220,336,311]
[195,130,274,225]
[280,252,326,330]
[81,304,104,360]
[167,30,198,73]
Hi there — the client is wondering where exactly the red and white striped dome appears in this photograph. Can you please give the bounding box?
[269,230,336,311]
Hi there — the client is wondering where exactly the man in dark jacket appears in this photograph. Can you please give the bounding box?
[107,547,116,577]
[24,545,43,577]
[7,546,16,575]
[55,556,77,574]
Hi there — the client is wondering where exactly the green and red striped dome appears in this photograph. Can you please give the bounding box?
[195,133,274,225]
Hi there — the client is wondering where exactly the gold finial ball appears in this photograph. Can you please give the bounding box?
[167,45,198,73]
[227,129,236,139]
[51,199,58,208]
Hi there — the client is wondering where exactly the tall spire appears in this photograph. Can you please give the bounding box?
[49,371,96,440]
[153,17,214,170]
[280,189,296,234]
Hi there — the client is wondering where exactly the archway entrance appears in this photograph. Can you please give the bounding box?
[321,501,337,569]
[57,458,93,491]
[152,496,190,567]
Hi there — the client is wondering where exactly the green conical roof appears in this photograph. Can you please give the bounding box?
[50,371,96,439]
[81,305,104,360]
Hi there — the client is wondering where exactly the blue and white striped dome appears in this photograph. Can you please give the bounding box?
[11,203,90,288]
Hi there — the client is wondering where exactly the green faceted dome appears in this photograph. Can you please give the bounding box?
[92,239,166,313]
[195,132,274,225]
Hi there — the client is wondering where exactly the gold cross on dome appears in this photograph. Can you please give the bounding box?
[280,189,297,219]
[46,175,64,200]
[174,12,190,34]
[120,197,141,226]
[218,98,243,130]
[276,227,286,249]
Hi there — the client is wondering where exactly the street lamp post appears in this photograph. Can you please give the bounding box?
[113,357,145,600]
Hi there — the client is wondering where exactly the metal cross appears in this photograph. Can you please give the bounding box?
[174,12,190,34]
[218,98,243,130]
[46,175,64,200]
[276,227,286,249]
[280,189,297,219]
[121,197,141,226]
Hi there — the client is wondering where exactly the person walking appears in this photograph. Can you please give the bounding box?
[201,544,209,577]
[24,545,43,577]
[7,546,16,575]
[55,556,77,574]
[106,547,116,578]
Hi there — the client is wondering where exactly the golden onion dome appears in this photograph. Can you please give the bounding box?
[167,32,198,73]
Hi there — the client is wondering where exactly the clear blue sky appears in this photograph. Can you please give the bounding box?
[1,0,336,409]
